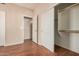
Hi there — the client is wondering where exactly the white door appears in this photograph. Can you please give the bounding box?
[0,11,5,46]
[32,15,38,43]
[38,8,54,52]
[24,18,31,39]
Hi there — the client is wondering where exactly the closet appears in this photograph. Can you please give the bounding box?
[56,4,79,53]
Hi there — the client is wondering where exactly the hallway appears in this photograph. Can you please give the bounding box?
[0,40,78,56]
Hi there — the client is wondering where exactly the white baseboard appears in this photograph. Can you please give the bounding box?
[4,41,24,46]
[55,43,79,54]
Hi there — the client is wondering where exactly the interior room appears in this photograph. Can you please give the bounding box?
[0,3,79,56]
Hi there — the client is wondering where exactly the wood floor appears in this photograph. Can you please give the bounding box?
[55,45,79,56]
[0,40,79,56]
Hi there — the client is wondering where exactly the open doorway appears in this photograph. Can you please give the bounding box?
[24,17,32,41]
[54,3,79,54]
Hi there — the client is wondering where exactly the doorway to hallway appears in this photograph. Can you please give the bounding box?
[24,17,32,40]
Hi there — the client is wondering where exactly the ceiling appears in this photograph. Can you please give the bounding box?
[15,3,55,10]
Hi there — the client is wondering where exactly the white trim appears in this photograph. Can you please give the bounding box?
[22,14,32,41]
[0,11,5,46]
[4,41,24,46]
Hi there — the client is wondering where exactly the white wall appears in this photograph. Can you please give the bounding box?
[0,11,5,46]
[0,4,33,46]
[57,5,79,53]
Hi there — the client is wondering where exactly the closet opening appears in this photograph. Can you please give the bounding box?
[54,3,79,54]
[24,17,32,41]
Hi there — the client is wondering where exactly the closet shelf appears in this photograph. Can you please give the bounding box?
[58,30,79,33]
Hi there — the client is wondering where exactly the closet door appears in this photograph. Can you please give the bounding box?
[0,11,5,46]
[39,8,54,52]
[32,15,38,43]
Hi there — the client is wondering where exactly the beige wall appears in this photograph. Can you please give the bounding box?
[0,4,33,46]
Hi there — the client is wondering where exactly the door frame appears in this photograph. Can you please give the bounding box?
[37,16,39,44]
[24,16,32,40]
[22,15,32,42]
